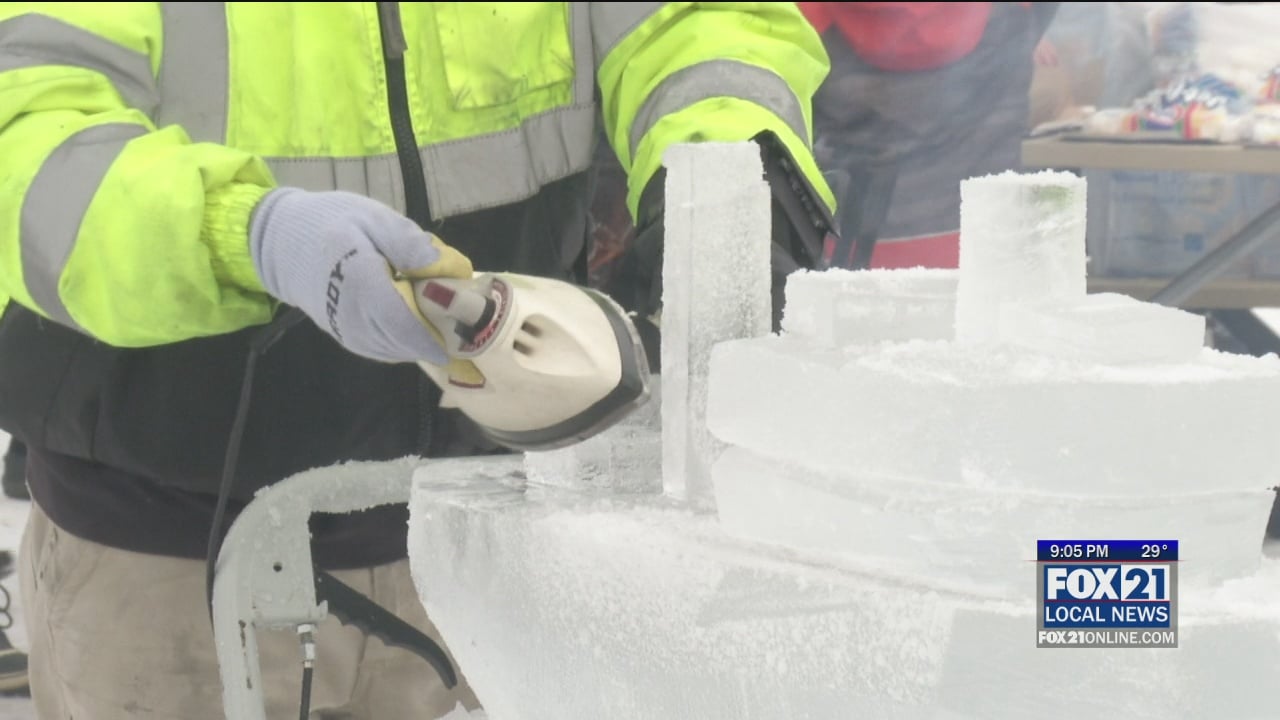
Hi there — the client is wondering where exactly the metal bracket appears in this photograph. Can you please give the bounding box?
[213,458,420,720]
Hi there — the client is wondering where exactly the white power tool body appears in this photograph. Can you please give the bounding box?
[410,272,651,450]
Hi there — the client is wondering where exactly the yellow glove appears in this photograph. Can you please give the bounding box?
[391,235,486,387]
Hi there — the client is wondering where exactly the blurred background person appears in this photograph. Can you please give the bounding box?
[1029,2,1156,127]
[802,1,1059,270]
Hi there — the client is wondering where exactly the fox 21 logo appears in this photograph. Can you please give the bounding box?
[1045,565,1171,603]
[1036,540,1178,649]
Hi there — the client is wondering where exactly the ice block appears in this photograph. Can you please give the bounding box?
[660,142,772,510]
[955,171,1087,344]
[999,292,1207,364]
[712,446,1273,596]
[782,267,958,346]
[707,336,1280,498]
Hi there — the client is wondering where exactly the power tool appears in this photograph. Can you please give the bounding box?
[407,272,652,450]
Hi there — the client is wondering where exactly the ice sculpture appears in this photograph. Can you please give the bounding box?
[407,164,1280,719]
[709,171,1280,593]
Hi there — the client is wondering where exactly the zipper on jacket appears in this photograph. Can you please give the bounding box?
[376,2,440,454]
[376,2,432,228]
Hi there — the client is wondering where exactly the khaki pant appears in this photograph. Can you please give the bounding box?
[19,501,479,719]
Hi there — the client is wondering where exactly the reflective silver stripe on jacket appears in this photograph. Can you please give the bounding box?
[156,3,597,219]
[157,2,228,142]
[266,156,407,216]
[629,59,810,160]
[0,14,158,114]
[9,4,776,226]
[264,101,597,219]
[421,105,596,217]
[587,4,811,166]
[589,2,664,68]
[22,124,146,330]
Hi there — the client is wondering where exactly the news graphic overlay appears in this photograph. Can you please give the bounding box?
[1036,540,1178,649]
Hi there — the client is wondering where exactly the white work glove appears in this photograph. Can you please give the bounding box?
[249,188,473,364]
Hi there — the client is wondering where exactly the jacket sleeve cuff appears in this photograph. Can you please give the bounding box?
[202,183,273,294]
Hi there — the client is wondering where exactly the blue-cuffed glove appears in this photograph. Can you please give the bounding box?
[249,188,473,364]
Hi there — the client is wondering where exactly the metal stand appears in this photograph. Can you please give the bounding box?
[213,460,418,720]
[1150,200,1280,309]
[1204,309,1280,357]
[1145,195,1280,362]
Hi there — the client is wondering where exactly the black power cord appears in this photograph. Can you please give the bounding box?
[299,661,313,720]
[202,303,459,717]
[202,306,308,716]
[205,306,307,617]
[297,623,317,720]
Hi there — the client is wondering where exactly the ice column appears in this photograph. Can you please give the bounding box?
[954,170,1087,344]
[661,143,772,510]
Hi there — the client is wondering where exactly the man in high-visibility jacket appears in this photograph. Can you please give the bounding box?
[0,3,837,718]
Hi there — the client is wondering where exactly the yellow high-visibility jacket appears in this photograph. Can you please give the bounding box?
[0,2,834,347]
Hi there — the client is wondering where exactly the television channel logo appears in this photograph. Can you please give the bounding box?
[1036,540,1178,649]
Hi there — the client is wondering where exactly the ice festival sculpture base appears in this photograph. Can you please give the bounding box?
[407,161,1280,719]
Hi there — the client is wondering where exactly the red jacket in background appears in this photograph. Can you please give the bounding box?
[798,2,996,72]
[801,2,1044,270]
